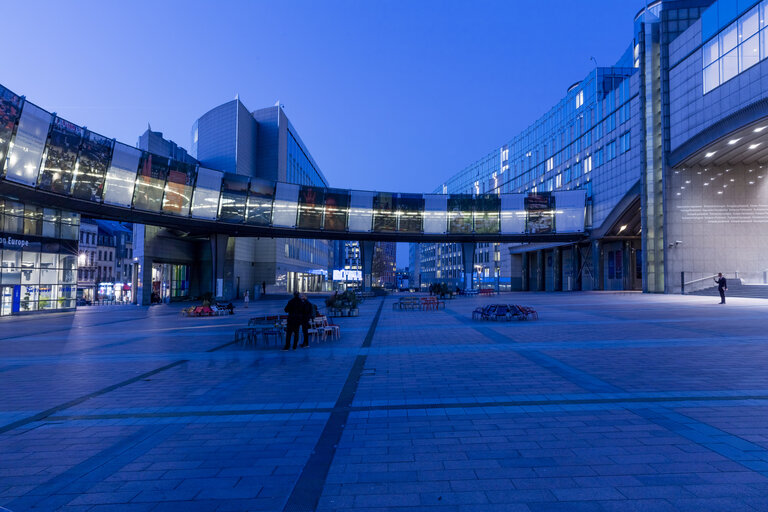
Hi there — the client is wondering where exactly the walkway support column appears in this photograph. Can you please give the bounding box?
[210,234,228,299]
[521,252,529,291]
[535,250,545,291]
[572,245,582,291]
[360,240,375,292]
[461,242,476,290]
[592,240,603,291]
[553,247,562,291]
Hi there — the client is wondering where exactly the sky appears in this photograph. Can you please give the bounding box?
[3,0,646,267]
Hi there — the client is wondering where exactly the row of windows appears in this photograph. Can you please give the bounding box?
[703,2,768,93]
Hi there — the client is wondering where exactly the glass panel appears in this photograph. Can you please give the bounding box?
[190,167,222,220]
[103,142,141,207]
[245,178,273,226]
[423,195,447,234]
[272,182,299,228]
[323,189,349,231]
[133,153,168,212]
[473,195,500,234]
[720,22,738,53]
[553,190,586,232]
[23,205,42,236]
[741,6,759,39]
[447,195,473,234]
[38,117,82,194]
[525,193,554,234]
[720,48,739,82]
[500,194,526,234]
[396,194,424,233]
[42,208,59,238]
[703,38,719,66]
[218,174,249,223]
[6,103,52,186]
[1,249,20,285]
[71,130,111,201]
[3,200,23,234]
[162,160,196,215]
[348,190,374,232]
[703,62,720,93]
[59,254,77,284]
[373,192,397,232]
[0,86,22,176]
[741,33,760,70]
[297,185,325,230]
[38,284,54,309]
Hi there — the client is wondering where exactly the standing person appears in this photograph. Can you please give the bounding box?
[261,281,266,297]
[283,292,303,350]
[243,290,249,309]
[300,294,313,348]
[714,272,727,304]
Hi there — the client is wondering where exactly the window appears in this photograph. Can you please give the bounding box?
[575,90,584,109]
[606,140,617,161]
[555,173,562,188]
[584,155,593,173]
[703,6,765,93]
[620,132,631,153]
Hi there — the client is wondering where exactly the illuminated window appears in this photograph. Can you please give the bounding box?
[575,90,584,109]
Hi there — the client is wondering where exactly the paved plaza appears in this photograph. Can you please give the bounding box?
[2,293,768,511]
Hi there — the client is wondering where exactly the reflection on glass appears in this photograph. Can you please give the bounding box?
[348,191,374,232]
[423,195,447,234]
[3,200,23,234]
[1,249,21,285]
[162,160,196,215]
[324,189,349,231]
[500,194,526,234]
[218,175,249,223]
[525,193,554,234]
[190,167,222,220]
[23,205,42,236]
[103,142,141,207]
[71,130,111,201]
[474,195,500,234]
[448,195,473,234]
[246,179,273,226]
[373,192,397,232]
[297,186,325,230]
[272,183,300,228]
[133,153,168,212]
[6,103,52,186]
[38,117,82,194]
[553,191,585,232]
[397,194,424,233]
[0,86,22,176]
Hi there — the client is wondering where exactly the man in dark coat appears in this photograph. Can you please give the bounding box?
[283,292,303,350]
[300,294,313,348]
[715,273,727,304]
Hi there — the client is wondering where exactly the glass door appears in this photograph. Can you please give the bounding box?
[1,286,13,316]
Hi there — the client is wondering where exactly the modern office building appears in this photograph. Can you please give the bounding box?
[414,0,748,294]
[192,100,333,297]
[372,241,396,287]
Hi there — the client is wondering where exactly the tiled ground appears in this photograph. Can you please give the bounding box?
[2,293,768,511]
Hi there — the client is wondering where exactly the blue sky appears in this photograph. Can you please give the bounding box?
[4,0,646,265]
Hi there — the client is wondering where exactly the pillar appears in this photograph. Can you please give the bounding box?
[572,245,582,291]
[592,240,603,291]
[210,233,228,299]
[461,242,476,290]
[360,240,375,291]
[535,250,545,291]
[521,252,529,291]
[553,247,562,291]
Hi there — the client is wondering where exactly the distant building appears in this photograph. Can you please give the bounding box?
[77,220,98,302]
[372,242,396,287]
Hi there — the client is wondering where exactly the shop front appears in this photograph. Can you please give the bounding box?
[151,262,189,303]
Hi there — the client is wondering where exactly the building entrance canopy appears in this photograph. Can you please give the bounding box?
[0,84,587,243]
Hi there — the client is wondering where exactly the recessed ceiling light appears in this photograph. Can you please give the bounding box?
[704,182,709,186]
[728,138,741,145]
[718,191,723,194]
[749,181,755,185]
[705,151,717,157]
[685,180,691,184]
[754,126,767,132]
[750,143,762,149]
[730,178,735,182]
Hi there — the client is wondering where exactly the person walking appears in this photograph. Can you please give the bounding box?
[243,290,249,309]
[714,272,727,304]
[283,292,303,350]
[300,294,313,348]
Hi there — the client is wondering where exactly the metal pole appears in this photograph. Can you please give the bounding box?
[680,271,684,295]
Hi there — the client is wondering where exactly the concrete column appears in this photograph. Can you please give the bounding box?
[461,242,476,290]
[535,250,545,291]
[210,234,228,299]
[623,241,632,290]
[521,252,529,291]
[553,247,562,291]
[592,240,603,291]
[360,240,375,291]
[573,245,582,291]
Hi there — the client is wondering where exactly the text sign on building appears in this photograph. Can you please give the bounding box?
[0,235,30,248]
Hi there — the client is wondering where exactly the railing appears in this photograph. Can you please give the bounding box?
[680,271,768,294]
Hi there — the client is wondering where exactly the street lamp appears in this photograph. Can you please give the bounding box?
[78,253,86,266]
